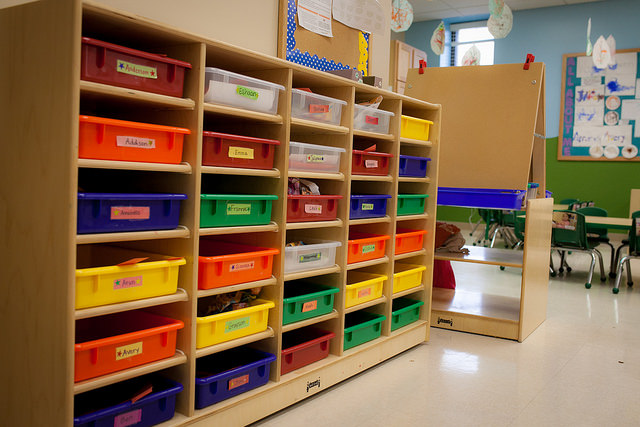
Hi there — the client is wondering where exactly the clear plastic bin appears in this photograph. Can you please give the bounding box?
[289,141,345,173]
[353,105,394,134]
[291,89,346,125]
[284,240,341,273]
[204,67,284,114]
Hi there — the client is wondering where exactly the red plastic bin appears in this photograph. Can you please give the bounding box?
[81,37,192,97]
[198,239,279,290]
[395,228,427,255]
[287,195,342,223]
[351,150,393,176]
[347,232,390,264]
[202,131,280,170]
[281,328,335,375]
[79,115,189,164]
[74,311,184,382]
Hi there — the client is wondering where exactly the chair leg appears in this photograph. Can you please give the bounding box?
[585,251,597,289]
[559,251,566,274]
[490,226,500,248]
[604,241,615,279]
[626,258,633,287]
[611,243,628,278]
[613,255,626,294]
[594,248,606,282]
[549,253,557,277]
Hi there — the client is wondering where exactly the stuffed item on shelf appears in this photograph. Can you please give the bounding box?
[198,288,262,317]
[288,177,321,195]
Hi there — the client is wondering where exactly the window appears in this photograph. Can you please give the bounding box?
[450,21,494,66]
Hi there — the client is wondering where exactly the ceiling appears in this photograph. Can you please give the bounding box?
[411,0,604,21]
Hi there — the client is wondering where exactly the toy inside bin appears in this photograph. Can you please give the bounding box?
[204,67,284,114]
[202,131,280,170]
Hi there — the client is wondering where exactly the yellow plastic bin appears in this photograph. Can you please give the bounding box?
[75,246,186,309]
[196,299,275,348]
[400,115,433,141]
[393,263,426,294]
[345,272,386,308]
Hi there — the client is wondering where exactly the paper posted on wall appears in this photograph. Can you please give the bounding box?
[298,0,333,37]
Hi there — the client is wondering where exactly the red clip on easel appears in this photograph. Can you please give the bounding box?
[418,59,427,74]
[523,54,535,70]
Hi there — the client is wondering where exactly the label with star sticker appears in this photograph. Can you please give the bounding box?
[113,276,143,290]
[116,136,156,149]
[115,342,143,361]
[116,60,157,79]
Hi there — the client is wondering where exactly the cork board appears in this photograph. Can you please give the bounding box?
[405,63,545,191]
[278,0,370,75]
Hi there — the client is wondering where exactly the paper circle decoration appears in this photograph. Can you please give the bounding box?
[488,3,513,39]
[391,0,413,32]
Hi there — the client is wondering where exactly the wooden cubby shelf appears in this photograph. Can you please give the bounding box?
[392,285,426,299]
[435,246,523,268]
[77,159,193,173]
[203,102,283,124]
[73,351,188,395]
[76,226,190,244]
[394,249,428,261]
[75,289,189,319]
[281,310,340,333]
[80,80,196,109]
[201,166,281,178]
[399,137,433,147]
[2,2,442,425]
[194,328,276,359]
[199,222,278,236]
[197,277,277,298]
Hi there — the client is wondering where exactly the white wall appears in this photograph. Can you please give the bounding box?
[95,0,391,87]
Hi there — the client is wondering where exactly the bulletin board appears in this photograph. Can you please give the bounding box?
[277,0,370,76]
[559,48,640,161]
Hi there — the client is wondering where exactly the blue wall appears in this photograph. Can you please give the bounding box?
[404,0,640,137]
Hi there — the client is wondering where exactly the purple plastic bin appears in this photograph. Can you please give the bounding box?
[74,376,183,427]
[195,347,276,409]
[398,155,430,178]
[350,194,391,219]
[77,192,187,234]
[437,187,527,210]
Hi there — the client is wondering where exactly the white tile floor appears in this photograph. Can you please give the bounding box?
[253,232,640,427]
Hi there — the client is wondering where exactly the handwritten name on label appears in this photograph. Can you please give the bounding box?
[230,261,255,272]
[115,342,143,361]
[306,154,325,163]
[304,204,322,214]
[365,115,379,125]
[309,104,329,113]
[229,146,254,159]
[299,252,321,263]
[114,409,142,427]
[225,316,250,333]
[111,206,150,220]
[113,276,143,290]
[302,300,318,312]
[116,136,156,149]
[227,203,251,215]
[358,287,372,298]
[228,374,250,390]
[364,159,379,168]
[306,378,321,392]
[361,244,376,254]
[361,203,374,211]
[236,85,259,100]
[116,60,157,79]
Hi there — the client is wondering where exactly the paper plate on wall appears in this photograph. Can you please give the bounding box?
[391,0,413,32]
[621,145,638,159]
[604,145,619,159]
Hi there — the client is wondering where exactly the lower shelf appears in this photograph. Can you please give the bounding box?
[430,288,520,340]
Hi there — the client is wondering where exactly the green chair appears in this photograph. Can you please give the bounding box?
[612,210,640,277]
[472,209,501,246]
[613,216,640,294]
[550,210,606,288]
[559,198,580,205]
[490,210,519,248]
[576,206,615,276]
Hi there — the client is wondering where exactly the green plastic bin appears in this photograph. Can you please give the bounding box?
[344,311,385,350]
[282,282,339,325]
[390,298,424,331]
[200,194,277,227]
[397,194,429,216]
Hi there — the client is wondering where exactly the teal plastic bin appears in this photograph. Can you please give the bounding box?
[390,298,424,331]
[200,194,277,227]
[344,311,385,350]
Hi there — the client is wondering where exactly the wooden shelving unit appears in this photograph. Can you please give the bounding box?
[0,1,441,425]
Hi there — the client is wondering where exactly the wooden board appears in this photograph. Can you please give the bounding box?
[277,0,370,75]
[405,63,545,191]
[558,49,640,161]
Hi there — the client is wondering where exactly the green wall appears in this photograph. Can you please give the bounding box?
[436,137,639,225]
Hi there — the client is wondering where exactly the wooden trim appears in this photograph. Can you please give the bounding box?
[76,226,190,244]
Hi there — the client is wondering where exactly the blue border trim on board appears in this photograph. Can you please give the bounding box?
[286,0,369,72]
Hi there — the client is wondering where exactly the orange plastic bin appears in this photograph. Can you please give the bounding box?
[74,311,183,382]
[79,115,190,164]
[198,239,279,290]
[395,228,427,255]
[347,232,390,264]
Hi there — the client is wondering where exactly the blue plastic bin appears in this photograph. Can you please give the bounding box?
[74,376,183,427]
[437,187,527,210]
[77,192,187,234]
[350,194,391,219]
[398,155,430,178]
[195,347,276,409]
